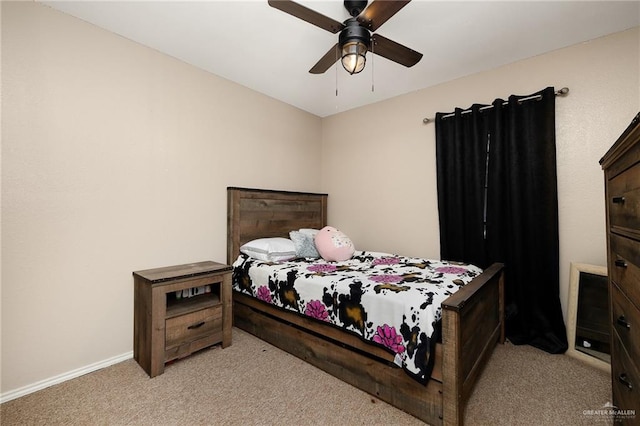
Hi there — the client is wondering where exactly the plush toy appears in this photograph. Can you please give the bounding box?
[314,226,355,261]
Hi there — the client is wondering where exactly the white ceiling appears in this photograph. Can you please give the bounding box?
[41,1,640,117]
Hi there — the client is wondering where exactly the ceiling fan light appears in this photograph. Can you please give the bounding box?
[341,41,367,75]
[338,18,370,75]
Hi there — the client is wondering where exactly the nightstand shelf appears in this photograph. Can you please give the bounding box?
[133,261,232,377]
[166,293,221,318]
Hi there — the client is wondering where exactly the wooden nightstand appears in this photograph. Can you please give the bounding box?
[133,261,232,377]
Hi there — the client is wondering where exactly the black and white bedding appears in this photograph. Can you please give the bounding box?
[232,251,482,384]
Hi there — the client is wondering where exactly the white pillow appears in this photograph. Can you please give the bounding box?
[240,237,297,262]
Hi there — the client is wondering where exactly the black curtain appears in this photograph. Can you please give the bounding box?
[435,87,567,354]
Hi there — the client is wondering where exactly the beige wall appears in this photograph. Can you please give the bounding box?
[2,0,639,400]
[321,28,640,330]
[1,2,321,396]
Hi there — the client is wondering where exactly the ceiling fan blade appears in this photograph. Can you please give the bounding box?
[309,43,340,74]
[370,34,422,67]
[357,0,411,31]
[268,0,344,34]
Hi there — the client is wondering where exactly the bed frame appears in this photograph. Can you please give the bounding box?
[227,187,505,426]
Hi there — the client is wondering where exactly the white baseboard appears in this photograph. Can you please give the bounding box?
[1,351,133,404]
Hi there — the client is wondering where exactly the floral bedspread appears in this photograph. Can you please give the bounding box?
[232,251,482,384]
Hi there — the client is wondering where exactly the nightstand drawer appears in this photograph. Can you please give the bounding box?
[609,160,640,232]
[611,335,640,423]
[165,306,223,358]
[610,234,640,308]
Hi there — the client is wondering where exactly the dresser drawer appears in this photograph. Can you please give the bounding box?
[609,160,640,233]
[611,283,640,364]
[610,233,640,309]
[165,306,223,360]
[611,334,640,423]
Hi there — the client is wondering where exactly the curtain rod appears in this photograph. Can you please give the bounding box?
[422,87,569,124]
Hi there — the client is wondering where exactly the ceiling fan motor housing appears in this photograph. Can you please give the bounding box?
[339,18,371,49]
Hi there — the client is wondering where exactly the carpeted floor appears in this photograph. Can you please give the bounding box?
[1,328,611,425]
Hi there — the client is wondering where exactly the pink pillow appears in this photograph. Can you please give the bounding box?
[314,226,355,261]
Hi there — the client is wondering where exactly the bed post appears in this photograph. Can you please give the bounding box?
[441,263,505,426]
[442,303,462,426]
[227,189,240,265]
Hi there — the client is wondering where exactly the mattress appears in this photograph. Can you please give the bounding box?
[232,251,482,384]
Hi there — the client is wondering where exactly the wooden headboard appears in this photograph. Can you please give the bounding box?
[226,187,328,264]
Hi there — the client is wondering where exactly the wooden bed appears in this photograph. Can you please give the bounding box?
[226,187,505,426]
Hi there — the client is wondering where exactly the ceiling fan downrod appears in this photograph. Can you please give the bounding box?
[344,0,368,17]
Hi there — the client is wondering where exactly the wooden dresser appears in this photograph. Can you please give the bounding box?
[600,111,640,422]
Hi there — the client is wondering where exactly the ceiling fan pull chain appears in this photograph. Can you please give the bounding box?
[371,40,375,92]
[335,44,339,97]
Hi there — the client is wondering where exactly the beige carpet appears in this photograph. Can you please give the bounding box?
[1,328,611,425]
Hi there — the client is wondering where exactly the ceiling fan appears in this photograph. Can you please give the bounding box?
[268,0,423,75]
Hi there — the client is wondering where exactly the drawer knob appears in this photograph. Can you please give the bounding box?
[612,196,626,204]
[618,373,634,390]
[187,321,205,330]
[616,315,631,330]
[615,259,628,268]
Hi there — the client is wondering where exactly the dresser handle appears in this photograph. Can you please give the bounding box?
[617,316,631,330]
[187,321,205,330]
[615,259,628,268]
[618,373,633,390]
[612,196,625,204]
